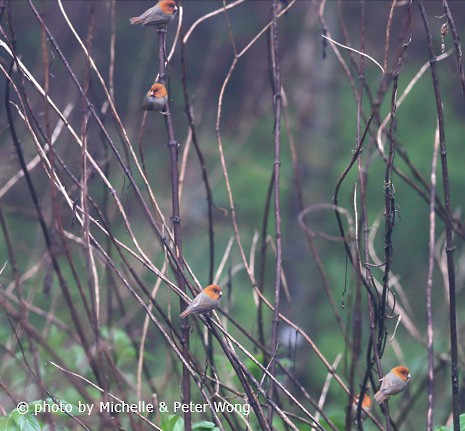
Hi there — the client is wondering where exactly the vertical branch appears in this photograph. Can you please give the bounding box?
[442,0,465,97]
[258,175,274,352]
[378,72,399,431]
[82,0,101,350]
[108,0,116,101]
[103,0,116,329]
[0,0,6,23]
[79,7,112,426]
[383,0,397,73]
[267,0,283,427]
[350,1,365,428]
[0,205,20,294]
[418,3,460,430]
[426,126,440,431]
[157,29,191,431]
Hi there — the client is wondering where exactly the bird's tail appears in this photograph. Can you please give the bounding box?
[374,391,386,404]
[130,17,142,25]
[179,309,190,319]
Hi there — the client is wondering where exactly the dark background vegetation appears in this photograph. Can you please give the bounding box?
[0,1,464,430]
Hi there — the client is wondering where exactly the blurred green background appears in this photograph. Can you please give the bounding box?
[0,1,464,430]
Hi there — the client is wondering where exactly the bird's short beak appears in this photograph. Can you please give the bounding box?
[407,373,411,381]
[219,291,223,297]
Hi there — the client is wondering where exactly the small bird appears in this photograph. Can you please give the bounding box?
[352,393,372,422]
[374,366,411,404]
[142,83,168,112]
[180,284,222,319]
[130,0,178,28]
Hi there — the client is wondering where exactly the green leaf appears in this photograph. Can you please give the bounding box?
[192,421,218,430]
[172,416,185,431]
[0,415,19,431]
[161,414,184,431]
[434,414,465,431]
[11,412,41,431]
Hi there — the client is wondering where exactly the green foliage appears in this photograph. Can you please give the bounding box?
[161,414,220,431]
[0,399,81,431]
[161,414,184,431]
[434,414,465,431]
[192,421,220,431]
[0,410,40,431]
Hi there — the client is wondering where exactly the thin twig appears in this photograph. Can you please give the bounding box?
[267,1,283,427]
[321,34,384,73]
[418,3,460,430]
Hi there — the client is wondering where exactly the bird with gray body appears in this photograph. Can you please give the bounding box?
[130,0,178,28]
